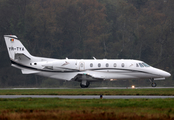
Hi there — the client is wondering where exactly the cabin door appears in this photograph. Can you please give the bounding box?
[79,62,85,71]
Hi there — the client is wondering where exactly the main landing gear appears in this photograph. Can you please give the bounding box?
[80,74,90,88]
[80,81,90,88]
[149,78,157,87]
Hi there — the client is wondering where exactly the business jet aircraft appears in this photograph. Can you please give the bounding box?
[4,35,171,88]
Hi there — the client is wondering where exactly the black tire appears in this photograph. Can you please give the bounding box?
[80,81,90,88]
[80,83,86,88]
[151,83,157,87]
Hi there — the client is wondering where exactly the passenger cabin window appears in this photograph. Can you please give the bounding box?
[139,63,144,67]
[90,63,93,67]
[113,63,117,67]
[98,63,101,67]
[121,63,125,67]
[106,63,109,67]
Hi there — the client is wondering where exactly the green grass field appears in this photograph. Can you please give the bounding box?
[0,88,174,95]
[0,98,174,119]
[0,88,174,120]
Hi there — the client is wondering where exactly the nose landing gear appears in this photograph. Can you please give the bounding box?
[151,82,157,87]
[149,78,157,87]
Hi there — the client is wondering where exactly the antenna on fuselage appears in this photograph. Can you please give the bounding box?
[93,57,96,60]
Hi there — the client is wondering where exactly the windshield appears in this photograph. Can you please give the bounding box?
[139,63,144,67]
[142,63,150,67]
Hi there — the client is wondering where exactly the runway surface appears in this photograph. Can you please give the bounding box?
[2,87,174,90]
[0,87,174,99]
[0,95,174,99]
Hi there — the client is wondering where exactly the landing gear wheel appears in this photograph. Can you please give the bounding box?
[149,78,157,87]
[80,83,86,88]
[151,82,157,87]
[80,81,90,88]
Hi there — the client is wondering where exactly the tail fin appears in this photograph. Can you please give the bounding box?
[4,35,40,74]
[4,35,32,61]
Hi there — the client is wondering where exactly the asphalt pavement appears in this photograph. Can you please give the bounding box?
[0,95,174,99]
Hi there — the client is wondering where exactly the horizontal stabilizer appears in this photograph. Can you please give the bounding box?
[22,69,39,74]
[15,53,31,60]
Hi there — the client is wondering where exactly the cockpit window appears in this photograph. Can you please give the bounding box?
[136,63,139,67]
[139,63,144,67]
[142,63,150,67]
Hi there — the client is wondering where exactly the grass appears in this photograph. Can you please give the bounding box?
[0,88,174,119]
[0,88,174,95]
[0,98,174,119]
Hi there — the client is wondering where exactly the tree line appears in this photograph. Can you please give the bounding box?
[0,0,174,87]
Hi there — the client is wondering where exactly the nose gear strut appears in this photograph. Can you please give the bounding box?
[149,78,157,87]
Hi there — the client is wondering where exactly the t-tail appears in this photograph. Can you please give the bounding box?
[4,35,38,74]
[4,35,32,60]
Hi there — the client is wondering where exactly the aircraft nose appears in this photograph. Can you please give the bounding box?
[165,72,171,77]
[161,71,171,77]
[153,67,171,78]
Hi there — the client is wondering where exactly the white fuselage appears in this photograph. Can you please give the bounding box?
[13,57,170,82]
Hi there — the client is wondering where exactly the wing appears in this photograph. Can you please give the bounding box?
[72,73,103,82]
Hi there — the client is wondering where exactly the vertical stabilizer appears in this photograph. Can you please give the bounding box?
[4,35,32,61]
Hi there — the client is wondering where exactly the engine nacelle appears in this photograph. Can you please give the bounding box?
[30,60,76,71]
[30,61,54,70]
